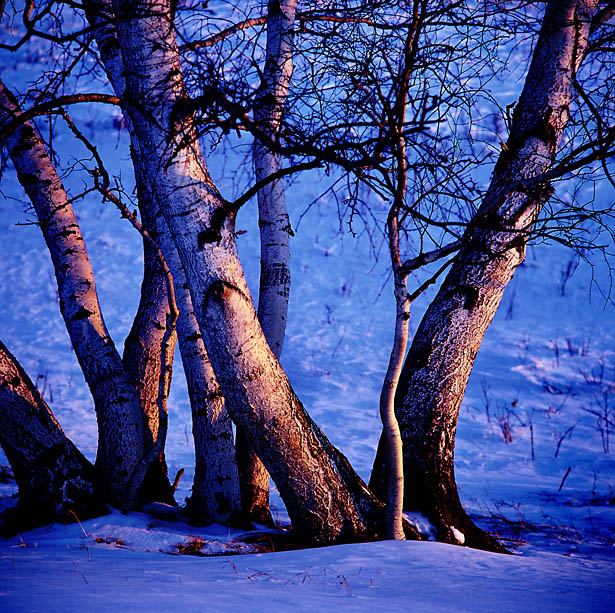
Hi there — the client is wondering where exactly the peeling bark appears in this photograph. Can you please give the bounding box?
[370,0,598,552]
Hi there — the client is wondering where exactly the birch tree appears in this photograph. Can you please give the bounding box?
[0,79,147,509]
[83,0,242,525]
[369,0,610,551]
[2,0,614,550]
[234,0,297,527]
[108,0,399,545]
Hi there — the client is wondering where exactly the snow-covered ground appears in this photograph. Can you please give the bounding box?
[1,510,614,612]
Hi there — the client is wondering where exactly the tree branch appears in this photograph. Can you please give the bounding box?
[590,1,615,34]
[231,159,322,210]
[400,240,464,276]
[0,94,122,139]
[179,9,420,53]
[407,256,456,304]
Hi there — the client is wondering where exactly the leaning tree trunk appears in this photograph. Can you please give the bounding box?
[122,171,177,507]
[370,0,597,552]
[150,203,242,525]
[236,0,298,527]
[0,340,106,532]
[84,0,242,524]
[0,79,145,510]
[112,0,412,545]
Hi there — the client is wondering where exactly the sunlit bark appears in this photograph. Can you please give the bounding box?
[85,0,242,523]
[113,0,397,544]
[0,79,144,509]
[238,0,298,527]
[371,0,598,552]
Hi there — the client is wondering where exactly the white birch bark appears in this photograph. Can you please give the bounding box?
[112,0,388,543]
[370,0,598,552]
[379,269,408,541]
[254,0,296,357]
[85,0,241,522]
[0,339,104,529]
[237,0,298,526]
[378,6,425,540]
[149,204,242,523]
[0,79,144,509]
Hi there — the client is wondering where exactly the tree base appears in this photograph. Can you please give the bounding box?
[418,493,508,553]
[138,456,177,507]
[0,491,109,538]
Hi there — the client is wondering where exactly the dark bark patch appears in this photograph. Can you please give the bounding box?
[197,201,240,248]
[185,332,202,342]
[197,227,222,246]
[458,285,479,311]
[404,343,431,373]
[260,262,290,290]
[205,279,245,306]
[268,1,283,16]
[71,306,94,321]
[197,205,232,247]
[207,280,228,302]
[34,442,66,471]
[15,171,39,186]
[56,227,78,239]
[214,492,231,514]
[2,375,22,388]
[100,36,120,61]
[138,458,176,507]
[205,389,224,402]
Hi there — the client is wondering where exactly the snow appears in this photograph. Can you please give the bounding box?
[450,526,466,545]
[403,512,437,541]
[1,512,614,612]
[1,6,615,612]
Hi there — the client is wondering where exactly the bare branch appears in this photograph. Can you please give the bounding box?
[590,1,615,34]
[231,159,321,209]
[400,240,464,276]
[407,255,456,304]
[0,94,122,139]
[180,16,267,52]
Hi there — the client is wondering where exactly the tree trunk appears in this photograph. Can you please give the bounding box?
[0,79,144,509]
[254,0,296,358]
[84,0,242,524]
[235,428,272,526]
[236,0,298,527]
[122,173,177,507]
[370,0,598,552]
[151,206,242,525]
[113,0,404,545]
[0,340,105,532]
[379,272,409,541]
